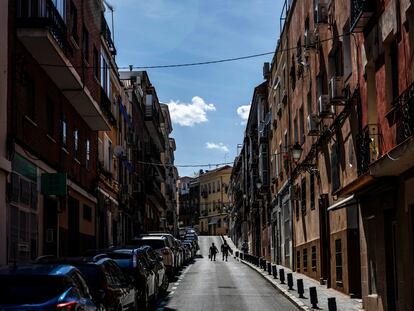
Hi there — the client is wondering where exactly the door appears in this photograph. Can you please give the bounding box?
[384,209,398,311]
[43,197,58,255]
[68,197,80,256]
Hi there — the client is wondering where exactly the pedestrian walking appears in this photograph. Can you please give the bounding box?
[221,241,230,261]
[209,243,219,261]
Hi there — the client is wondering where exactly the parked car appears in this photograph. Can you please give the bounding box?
[0,264,99,310]
[139,246,169,293]
[130,236,175,277]
[36,255,137,311]
[142,233,180,269]
[103,247,159,311]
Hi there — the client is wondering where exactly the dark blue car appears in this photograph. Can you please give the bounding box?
[0,264,99,310]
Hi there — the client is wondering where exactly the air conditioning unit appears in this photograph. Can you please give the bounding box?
[307,114,320,136]
[329,76,344,102]
[289,185,300,201]
[318,95,334,117]
[315,2,328,24]
[304,29,315,49]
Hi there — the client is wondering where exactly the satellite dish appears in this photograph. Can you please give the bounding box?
[113,145,125,157]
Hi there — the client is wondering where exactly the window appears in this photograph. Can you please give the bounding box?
[335,239,343,282]
[93,46,99,79]
[294,116,298,143]
[310,173,315,210]
[83,205,92,222]
[208,183,211,194]
[82,25,89,62]
[52,0,66,21]
[307,87,312,116]
[61,116,67,148]
[299,106,305,145]
[390,40,399,100]
[311,246,317,272]
[297,250,301,272]
[329,42,344,77]
[301,177,306,216]
[73,129,79,159]
[25,73,35,121]
[343,23,352,78]
[101,52,110,95]
[46,97,54,136]
[212,182,215,193]
[70,1,78,43]
[85,139,90,169]
[217,181,220,192]
[303,248,308,272]
[295,200,300,221]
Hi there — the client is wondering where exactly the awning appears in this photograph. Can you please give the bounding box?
[98,187,119,206]
[208,217,220,225]
[327,195,356,212]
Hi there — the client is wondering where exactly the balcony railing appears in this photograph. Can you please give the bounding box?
[100,86,117,126]
[16,0,72,55]
[356,124,381,175]
[101,14,117,55]
[350,0,375,32]
[390,81,414,144]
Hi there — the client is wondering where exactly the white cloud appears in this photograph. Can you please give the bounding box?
[167,96,216,127]
[206,142,229,153]
[237,104,251,125]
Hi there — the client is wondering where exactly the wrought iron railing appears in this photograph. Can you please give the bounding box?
[16,0,72,55]
[350,0,375,32]
[392,81,414,144]
[99,86,117,125]
[101,14,117,55]
[356,126,375,175]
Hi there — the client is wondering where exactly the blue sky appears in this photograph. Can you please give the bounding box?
[110,0,283,177]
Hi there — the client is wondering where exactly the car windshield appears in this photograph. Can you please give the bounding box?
[130,239,166,250]
[0,275,69,304]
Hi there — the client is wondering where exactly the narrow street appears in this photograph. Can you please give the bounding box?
[158,236,299,311]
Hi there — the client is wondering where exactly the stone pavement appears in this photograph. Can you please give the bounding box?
[222,236,364,311]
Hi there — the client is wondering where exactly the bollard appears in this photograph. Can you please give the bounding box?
[279,268,285,284]
[287,273,294,290]
[267,262,272,275]
[328,297,337,311]
[272,265,278,279]
[309,287,318,309]
[297,279,305,298]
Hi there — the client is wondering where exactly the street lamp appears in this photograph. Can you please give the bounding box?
[291,142,303,162]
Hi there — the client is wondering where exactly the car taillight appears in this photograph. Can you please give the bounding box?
[56,301,77,310]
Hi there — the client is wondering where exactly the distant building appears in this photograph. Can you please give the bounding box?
[198,166,232,235]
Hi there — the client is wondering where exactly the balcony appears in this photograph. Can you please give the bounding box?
[391,82,414,145]
[16,0,110,131]
[100,86,117,126]
[356,124,381,175]
[101,14,117,55]
[144,94,165,152]
[350,0,375,33]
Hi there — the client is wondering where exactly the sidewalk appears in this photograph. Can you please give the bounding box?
[223,236,364,311]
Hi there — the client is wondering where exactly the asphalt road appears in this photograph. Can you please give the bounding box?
[156,236,299,311]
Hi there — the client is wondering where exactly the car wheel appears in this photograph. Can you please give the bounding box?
[97,303,106,311]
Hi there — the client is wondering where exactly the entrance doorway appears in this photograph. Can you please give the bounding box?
[43,197,58,256]
[68,197,80,256]
[384,208,398,311]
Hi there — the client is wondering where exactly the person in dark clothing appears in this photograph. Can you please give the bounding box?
[221,241,230,261]
[209,243,219,261]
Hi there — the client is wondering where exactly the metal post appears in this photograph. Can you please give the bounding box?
[297,279,304,298]
[328,298,337,311]
[279,268,285,284]
[272,265,278,279]
[267,262,272,275]
[309,287,318,308]
[287,273,293,290]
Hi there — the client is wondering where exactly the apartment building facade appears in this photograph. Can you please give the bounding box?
[198,166,231,236]
[230,0,414,309]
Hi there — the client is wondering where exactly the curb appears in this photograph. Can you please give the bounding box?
[237,257,312,311]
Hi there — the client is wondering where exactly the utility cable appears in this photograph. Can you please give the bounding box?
[34,33,349,70]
